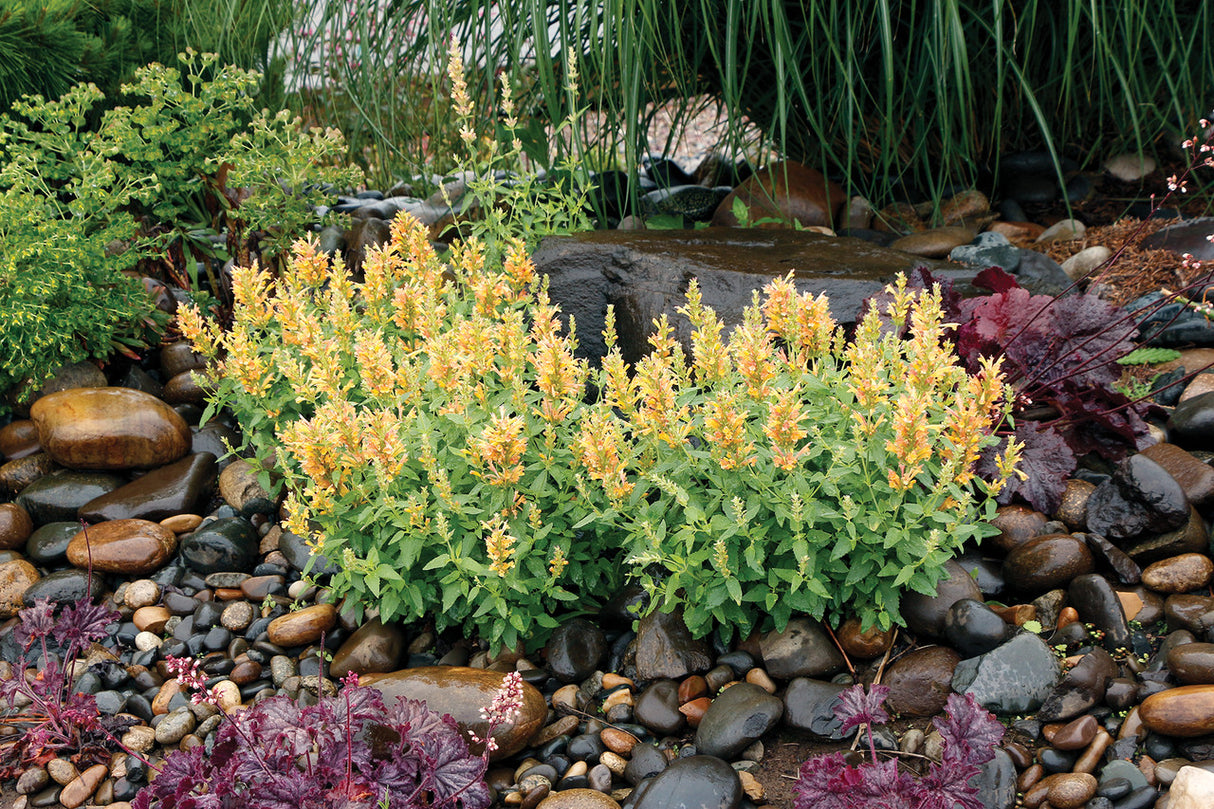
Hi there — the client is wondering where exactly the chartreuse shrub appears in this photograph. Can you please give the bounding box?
[182,219,621,652]
[577,276,1021,640]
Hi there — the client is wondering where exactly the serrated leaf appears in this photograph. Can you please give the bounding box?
[1116,346,1181,365]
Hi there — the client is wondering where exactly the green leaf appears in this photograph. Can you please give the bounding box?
[725,576,743,605]
[1116,346,1181,365]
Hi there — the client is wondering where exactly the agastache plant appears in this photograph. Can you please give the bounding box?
[794,684,1004,809]
[133,664,529,808]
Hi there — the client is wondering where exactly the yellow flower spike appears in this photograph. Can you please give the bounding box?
[703,392,755,470]
[502,239,536,298]
[548,545,568,579]
[576,409,634,502]
[712,539,730,574]
[354,329,395,398]
[230,261,274,327]
[484,517,517,577]
[469,409,528,487]
[765,386,808,471]
[678,280,729,385]
[178,304,218,357]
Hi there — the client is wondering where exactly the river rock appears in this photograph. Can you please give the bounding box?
[1141,444,1214,509]
[25,522,79,565]
[160,341,208,378]
[181,517,259,575]
[633,680,684,736]
[217,459,276,516]
[641,185,732,222]
[0,559,39,617]
[891,226,976,259]
[0,419,40,460]
[21,569,106,607]
[951,632,1060,714]
[0,503,33,550]
[882,645,961,716]
[328,618,405,678]
[1165,594,1214,634]
[634,608,712,681]
[1168,766,1214,809]
[1068,573,1131,650]
[758,617,844,679]
[30,388,191,470]
[901,559,983,638]
[162,371,208,405]
[1168,643,1214,685]
[1142,554,1214,594]
[78,453,216,522]
[267,604,337,647]
[16,470,125,524]
[1056,480,1095,530]
[537,789,620,809]
[66,519,177,575]
[0,452,55,496]
[694,683,782,759]
[1085,454,1188,540]
[943,599,1014,658]
[1004,534,1094,593]
[1141,218,1214,262]
[1140,685,1214,736]
[277,529,339,577]
[1170,392,1214,450]
[532,228,966,365]
[782,678,848,738]
[630,755,741,809]
[1037,647,1118,722]
[711,161,844,229]
[1121,506,1209,565]
[362,666,545,759]
[990,505,1049,553]
[545,618,607,683]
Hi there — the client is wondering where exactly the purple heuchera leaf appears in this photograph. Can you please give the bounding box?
[833,684,891,735]
[54,599,119,648]
[977,422,1076,513]
[14,598,55,650]
[934,692,1004,767]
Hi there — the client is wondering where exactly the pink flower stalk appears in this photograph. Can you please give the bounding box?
[467,671,524,753]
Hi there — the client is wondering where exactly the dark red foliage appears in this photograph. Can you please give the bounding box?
[793,686,1004,809]
[131,685,491,809]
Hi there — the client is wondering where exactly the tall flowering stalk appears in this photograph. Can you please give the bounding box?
[578,273,1016,638]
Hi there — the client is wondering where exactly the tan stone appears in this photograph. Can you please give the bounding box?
[1140,685,1214,736]
[267,603,337,647]
[133,606,171,634]
[890,226,976,259]
[0,419,40,460]
[66,519,178,575]
[1142,553,1214,594]
[161,513,203,534]
[711,161,845,229]
[30,387,191,470]
[58,763,107,809]
[0,503,33,551]
[0,559,39,618]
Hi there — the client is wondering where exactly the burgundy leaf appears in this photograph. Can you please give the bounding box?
[833,683,891,735]
[977,422,1075,513]
[934,692,1005,767]
[972,266,1020,294]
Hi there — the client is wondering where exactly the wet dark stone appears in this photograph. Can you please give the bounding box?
[882,646,961,717]
[1169,391,1214,449]
[1120,506,1209,565]
[1141,218,1214,261]
[944,599,1015,658]
[16,470,125,524]
[1037,647,1118,722]
[1068,574,1131,651]
[1038,747,1078,773]
[634,608,712,681]
[951,633,1060,715]
[25,521,80,565]
[694,682,782,759]
[181,517,258,575]
[21,569,106,607]
[640,185,732,222]
[1086,455,1189,540]
[545,618,607,683]
[1084,533,1142,585]
[782,678,847,739]
[78,452,216,522]
[623,743,667,786]
[566,733,605,762]
[633,679,684,736]
[277,529,339,577]
[629,755,742,809]
[975,748,1017,809]
[901,559,983,639]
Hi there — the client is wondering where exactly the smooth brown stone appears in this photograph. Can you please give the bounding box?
[0,503,33,551]
[890,226,976,259]
[1168,642,1214,685]
[0,560,39,618]
[883,646,961,716]
[66,519,177,575]
[132,606,171,634]
[1141,443,1214,509]
[600,727,639,756]
[228,660,262,686]
[58,763,107,809]
[1165,594,1214,633]
[601,673,633,690]
[536,789,620,809]
[1019,763,1045,794]
[0,419,40,460]
[678,675,708,704]
[214,588,244,601]
[991,504,1049,552]
[530,715,580,748]
[162,371,208,405]
[362,666,546,759]
[1118,707,1145,741]
[78,453,217,523]
[0,452,56,495]
[328,618,405,679]
[1055,479,1095,529]
[1140,685,1214,736]
[160,341,209,378]
[1050,714,1098,750]
[835,616,895,659]
[1004,534,1094,593]
[1142,553,1214,594]
[240,575,285,601]
[152,679,183,715]
[1045,772,1097,809]
[161,513,203,534]
[1056,606,1080,629]
[988,603,1037,626]
[267,604,337,647]
[1073,728,1112,774]
[711,161,845,229]
[31,387,191,470]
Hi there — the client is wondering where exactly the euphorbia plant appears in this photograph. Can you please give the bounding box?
[576,274,1020,638]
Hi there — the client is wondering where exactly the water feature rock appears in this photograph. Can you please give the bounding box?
[1139,444,1214,509]
[634,608,711,681]
[1121,506,1208,564]
[218,459,276,516]
[711,161,844,229]
[66,519,177,575]
[1061,245,1113,281]
[532,228,968,365]
[975,748,1017,809]
[882,645,961,716]
[545,618,607,683]
[278,529,339,576]
[1169,392,1214,449]
[758,617,844,679]
[891,226,975,258]
[951,632,1060,714]
[1003,534,1094,593]
[0,419,40,459]
[1141,218,1214,262]
[950,231,1021,271]
[1068,574,1131,650]
[633,680,683,736]
[25,522,79,564]
[267,604,336,647]
[1168,766,1214,809]
[990,505,1048,552]
[16,470,125,524]
[363,666,545,759]
[1037,647,1118,722]
[1140,685,1214,736]
[641,185,732,222]
[1087,454,1188,540]
[30,388,191,470]
[943,599,1014,658]
[181,518,258,574]
[0,452,56,497]
[1167,642,1214,684]
[328,618,405,678]
[21,569,105,607]
[901,559,982,638]
[630,755,741,809]
[78,453,216,522]
[537,789,620,809]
